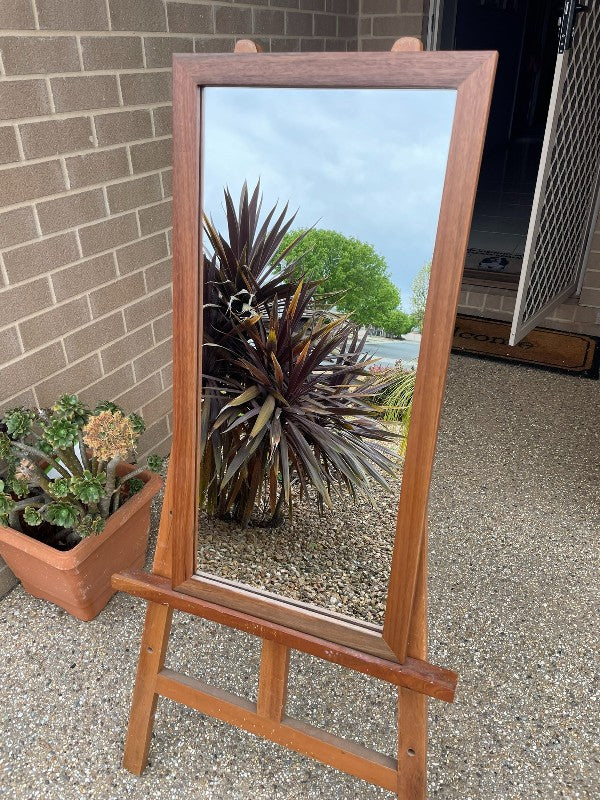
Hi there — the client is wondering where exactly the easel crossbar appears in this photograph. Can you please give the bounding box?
[156,668,398,792]
[113,570,456,702]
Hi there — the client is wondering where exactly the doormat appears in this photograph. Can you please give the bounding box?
[452,315,600,378]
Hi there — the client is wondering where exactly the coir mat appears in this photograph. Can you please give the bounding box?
[451,314,600,378]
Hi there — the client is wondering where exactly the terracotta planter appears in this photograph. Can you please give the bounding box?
[0,464,162,621]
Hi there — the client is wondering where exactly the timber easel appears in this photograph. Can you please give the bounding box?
[112,38,497,798]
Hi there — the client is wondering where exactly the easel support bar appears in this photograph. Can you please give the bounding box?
[156,668,399,792]
[113,570,456,702]
[257,640,290,720]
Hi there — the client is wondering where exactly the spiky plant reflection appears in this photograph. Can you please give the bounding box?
[201,183,398,526]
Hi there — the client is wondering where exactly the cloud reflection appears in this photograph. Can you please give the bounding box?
[203,87,456,305]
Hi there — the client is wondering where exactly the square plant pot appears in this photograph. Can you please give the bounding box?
[0,465,162,621]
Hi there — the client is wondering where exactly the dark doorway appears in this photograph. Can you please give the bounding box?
[439,0,561,286]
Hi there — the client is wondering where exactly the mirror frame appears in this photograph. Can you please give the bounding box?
[160,50,497,664]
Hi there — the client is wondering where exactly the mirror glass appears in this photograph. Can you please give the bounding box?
[197,87,456,626]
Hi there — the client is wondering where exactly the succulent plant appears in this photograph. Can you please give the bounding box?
[22,505,43,526]
[3,408,36,439]
[0,394,162,545]
[42,416,80,450]
[0,481,14,519]
[45,500,80,530]
[200,183,398,525]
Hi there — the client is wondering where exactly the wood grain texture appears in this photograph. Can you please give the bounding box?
[112,570,457,702]
[116,45,488,794]
[156,668,398,791]
[383,51,498,662]
[234,40,263,53]
[122,602,173,774]
[166,57,203,586]
[194,570,381,632]
[397,527,428,798]
[182,572,394,661]
[256,639,290,721]
[168,49,496,665]
[174,51,496,90]
[391,38,424,52]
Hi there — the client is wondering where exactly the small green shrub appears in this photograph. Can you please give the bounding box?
[370,364,416,455]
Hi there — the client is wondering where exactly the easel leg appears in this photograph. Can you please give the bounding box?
[397,526,428,799]
[397,687,427,798]
[123,601,173,774]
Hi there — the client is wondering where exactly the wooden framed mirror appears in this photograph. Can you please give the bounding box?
[161,49,497,665]
[114,43,497,796]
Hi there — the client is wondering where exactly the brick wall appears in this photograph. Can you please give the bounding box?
[358,0,428,51]
[0,0,359,439]
[0,0,358,597]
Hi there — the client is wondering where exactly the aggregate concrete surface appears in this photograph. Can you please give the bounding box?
[1,355,598,799]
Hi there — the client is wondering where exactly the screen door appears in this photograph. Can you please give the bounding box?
[510,1,600,344]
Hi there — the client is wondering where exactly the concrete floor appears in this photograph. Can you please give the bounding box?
[0,355,598,799]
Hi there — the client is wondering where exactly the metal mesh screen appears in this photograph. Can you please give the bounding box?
[521,5,600,323]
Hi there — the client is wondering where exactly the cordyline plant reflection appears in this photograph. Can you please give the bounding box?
[200,183,399,526]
